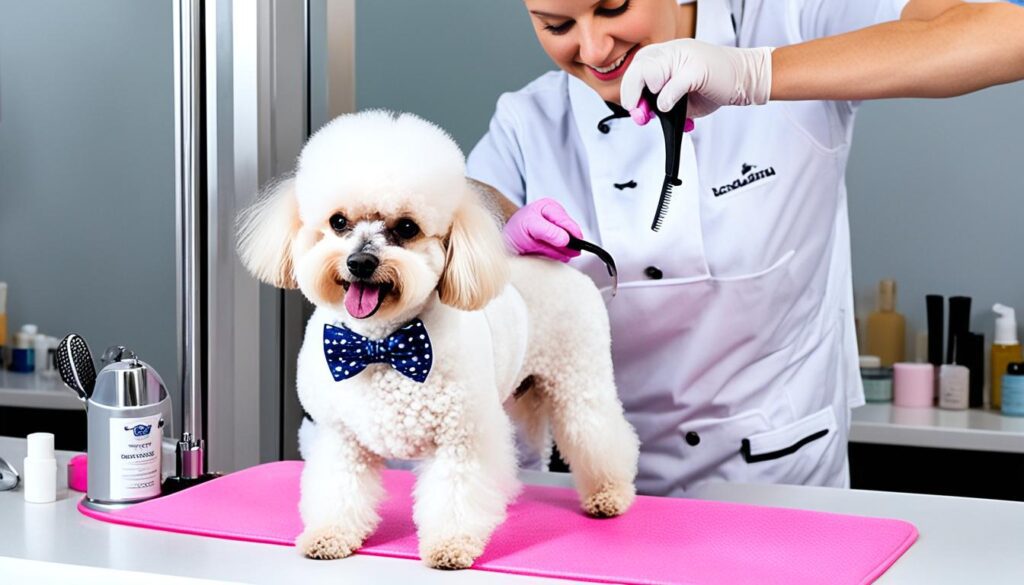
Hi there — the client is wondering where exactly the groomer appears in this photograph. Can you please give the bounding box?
[467,0,1024,497]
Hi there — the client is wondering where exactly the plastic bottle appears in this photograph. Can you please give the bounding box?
[939,364,970,410]
[24,432,57,503]
[34,333,52,376]
[991,304,1022,409]
[11,324,37,373]
[866,280,906,367]
[1002,363,1024,417]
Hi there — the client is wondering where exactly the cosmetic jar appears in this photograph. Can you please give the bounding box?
[859,355,893,403]
[893,362,934,407]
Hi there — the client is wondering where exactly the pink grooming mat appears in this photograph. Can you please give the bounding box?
[80,461,916,584]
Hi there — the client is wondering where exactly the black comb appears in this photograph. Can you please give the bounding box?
[641,88,689,232]
[56,333,97,401]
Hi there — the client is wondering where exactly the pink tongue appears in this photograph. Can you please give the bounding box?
[344,282,381,319]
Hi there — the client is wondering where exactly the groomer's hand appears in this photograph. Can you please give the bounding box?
[621,39,774,124]
[503,198,583,263]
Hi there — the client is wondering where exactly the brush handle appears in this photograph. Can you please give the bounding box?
[656,93,689,179]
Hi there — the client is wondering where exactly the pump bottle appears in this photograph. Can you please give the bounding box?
[991,303,1022,409]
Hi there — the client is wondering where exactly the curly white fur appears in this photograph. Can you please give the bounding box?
[238,110,640,570]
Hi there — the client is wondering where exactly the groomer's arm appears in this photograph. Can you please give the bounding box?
[772,1,1024,100]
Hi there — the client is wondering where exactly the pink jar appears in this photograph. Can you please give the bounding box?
[892,363,935,407]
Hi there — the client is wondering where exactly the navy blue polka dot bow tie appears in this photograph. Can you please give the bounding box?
[323,319,433,383]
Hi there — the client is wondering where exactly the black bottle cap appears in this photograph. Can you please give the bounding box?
[926,294,944,367]
[1007,362,1024,376]
[947,296,972,364]
[951,333,967,366]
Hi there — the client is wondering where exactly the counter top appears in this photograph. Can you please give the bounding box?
[691,481,1024,584]
[0,370,82,410]
[2,436,1023,584]
[851,402,1024,453]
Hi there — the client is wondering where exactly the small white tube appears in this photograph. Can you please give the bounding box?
[24,432,57,503]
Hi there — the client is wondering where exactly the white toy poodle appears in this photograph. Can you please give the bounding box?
[237,110,640,569]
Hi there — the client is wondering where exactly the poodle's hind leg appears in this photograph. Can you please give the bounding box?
[295,422,385,560]
[535,363,640,517]
[510,257,639,515]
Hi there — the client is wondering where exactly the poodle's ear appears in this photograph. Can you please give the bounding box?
[437,183,510,311]
[236,177,302,289]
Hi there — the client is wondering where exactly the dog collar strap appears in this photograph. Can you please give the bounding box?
[323,319,433,383]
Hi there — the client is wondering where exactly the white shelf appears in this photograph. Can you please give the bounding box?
[850,402,1024,454]
[0,370,84,411]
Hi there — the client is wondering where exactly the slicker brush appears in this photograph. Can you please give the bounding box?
[56,333,97,402]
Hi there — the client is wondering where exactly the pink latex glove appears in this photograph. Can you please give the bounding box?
[630,97,696,131]
[503,198,584,263]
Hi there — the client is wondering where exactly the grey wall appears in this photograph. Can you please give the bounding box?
[355,0,553,154]
[355,1,1024,395]
[848,86,1024,380]
[0,2,178,410]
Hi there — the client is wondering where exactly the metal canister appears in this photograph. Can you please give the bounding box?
[84,357,170,511]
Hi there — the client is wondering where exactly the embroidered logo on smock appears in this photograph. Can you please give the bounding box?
[712,163,777,197]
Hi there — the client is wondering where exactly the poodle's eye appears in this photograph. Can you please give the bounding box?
[329,213,348,233]
[393,218,420,240]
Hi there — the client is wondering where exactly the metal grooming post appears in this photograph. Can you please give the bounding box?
[171,0,211,488]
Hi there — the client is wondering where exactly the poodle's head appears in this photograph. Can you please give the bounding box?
[236,110,509,325]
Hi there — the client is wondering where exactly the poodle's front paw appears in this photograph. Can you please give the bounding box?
[420,535,485,570]
[296,525,366,560]
[582,480,636,518]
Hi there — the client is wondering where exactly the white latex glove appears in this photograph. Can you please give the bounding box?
[620,39,774,121]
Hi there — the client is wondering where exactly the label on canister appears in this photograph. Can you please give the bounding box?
[108,414,162,500]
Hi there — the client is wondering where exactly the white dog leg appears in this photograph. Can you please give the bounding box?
[412,413,520,569]
[295,424,385,560]
[541,369,640,518]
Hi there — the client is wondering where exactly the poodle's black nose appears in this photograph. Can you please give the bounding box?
[347,253,379,279]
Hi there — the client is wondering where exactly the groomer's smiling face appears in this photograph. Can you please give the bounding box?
[523,0,692,104]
